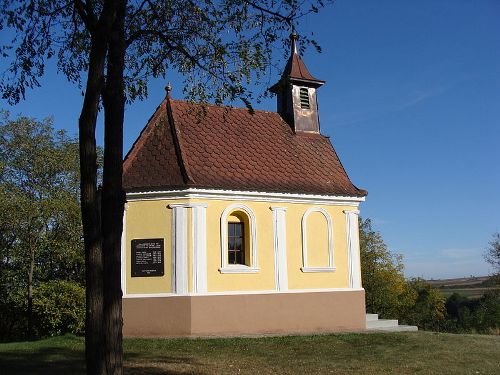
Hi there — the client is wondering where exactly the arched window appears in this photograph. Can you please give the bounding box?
[301,207,335,273]
[219,204,259,274]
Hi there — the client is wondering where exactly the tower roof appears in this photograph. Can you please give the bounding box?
[270,33,325,93]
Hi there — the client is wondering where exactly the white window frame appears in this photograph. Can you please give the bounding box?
[219,204,260,274]
[301,207,336,273]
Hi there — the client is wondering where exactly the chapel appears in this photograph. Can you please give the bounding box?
[121,34,367,336]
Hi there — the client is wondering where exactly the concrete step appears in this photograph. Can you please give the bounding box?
[366,319,399,329]
[365,313,418,332]
[367,324,418,332]
[366,313,379,321]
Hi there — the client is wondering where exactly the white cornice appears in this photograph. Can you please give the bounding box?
[127,188,365,206]
[123,287,365,298]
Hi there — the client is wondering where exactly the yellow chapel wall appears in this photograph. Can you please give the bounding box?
[125,199,174,294]
[123,196,359,295]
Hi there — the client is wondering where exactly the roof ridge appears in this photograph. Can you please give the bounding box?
[123,99,166,171]
[166,97,195,185]
[170,98,281,116]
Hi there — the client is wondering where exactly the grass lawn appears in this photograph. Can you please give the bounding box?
[0,331,499,374]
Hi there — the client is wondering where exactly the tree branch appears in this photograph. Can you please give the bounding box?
[243,0,292,23]
[73,0,97,32]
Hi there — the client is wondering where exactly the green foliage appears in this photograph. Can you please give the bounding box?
[0,112,84,340]
[444,291,500,334]
[0,0,331,106]
[403,278,446,330]
[359,218,446,330]
[32,280,85,336]
[485,232,500,283]
[359,218,414,318]
[0,284,27,341]
[0,111,84,281]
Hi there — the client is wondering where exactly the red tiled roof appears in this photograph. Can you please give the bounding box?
[123,98,366,197]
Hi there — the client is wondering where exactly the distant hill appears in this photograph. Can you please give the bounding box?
[426,276,498,299]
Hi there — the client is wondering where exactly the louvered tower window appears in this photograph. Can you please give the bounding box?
[299,88,310,109]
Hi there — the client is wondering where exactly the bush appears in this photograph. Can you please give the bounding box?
[32,280,85,337]
[443,291,500,334]
[401,278,446,331]
[0,285,28,341]
[359,218,415,318]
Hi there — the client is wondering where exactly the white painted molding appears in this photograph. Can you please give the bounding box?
[192,205,208,293]
[219,265,260,274]
[301,207,335,273]
[168,203,208,209]
[120,204,128,295]
[128,188,364,206]
[122,287,365,298]
[170,205,188,294]
[300,266,336,273]
[343,209,360,215]
[271,206,288,291]
[219,203,258,273]
[344,209,362,289]
[123,292,177,298]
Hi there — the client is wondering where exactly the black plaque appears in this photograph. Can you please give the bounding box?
[131,238,164,277]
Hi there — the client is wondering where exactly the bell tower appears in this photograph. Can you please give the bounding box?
[270,33,325,133]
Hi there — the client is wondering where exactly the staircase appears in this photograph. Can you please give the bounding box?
[366,314,418,332]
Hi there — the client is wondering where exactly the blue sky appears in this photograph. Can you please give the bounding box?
[1,0,499,279]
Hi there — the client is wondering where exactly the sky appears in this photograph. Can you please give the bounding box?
[1,0,499,279]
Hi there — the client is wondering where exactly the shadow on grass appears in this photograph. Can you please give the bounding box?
[0,346,204,375]
[125,351,205,374]
[0,345,85,375]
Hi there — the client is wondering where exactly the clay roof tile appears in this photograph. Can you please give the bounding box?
[123,98,366,197]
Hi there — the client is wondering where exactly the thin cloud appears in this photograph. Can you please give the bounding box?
[329,85,447,128]
[396,86,447,110]
[403,246,491,279]
[439,247,481,260]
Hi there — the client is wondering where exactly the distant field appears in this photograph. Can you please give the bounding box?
[427,276,498,299]
[0,332,499,375]
[438,287,498,298]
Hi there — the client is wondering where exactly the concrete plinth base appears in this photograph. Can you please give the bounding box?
[123,289,366,337]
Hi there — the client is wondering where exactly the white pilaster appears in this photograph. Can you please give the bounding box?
[192,204,208,293]
[170,205,188,294]
[271,207,288,291]
[344,209,362,289]
[121,203,129,296]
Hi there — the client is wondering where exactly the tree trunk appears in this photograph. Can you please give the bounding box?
[79,30,108,375]
[27,245,35,339]
[101,1,126,373]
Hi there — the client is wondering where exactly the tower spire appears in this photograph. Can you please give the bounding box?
[269,33,325,133]
[291,31,298,55]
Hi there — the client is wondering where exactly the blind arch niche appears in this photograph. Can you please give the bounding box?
[301,207,335,273]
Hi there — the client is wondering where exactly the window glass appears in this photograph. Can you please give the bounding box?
[228,222,245,265]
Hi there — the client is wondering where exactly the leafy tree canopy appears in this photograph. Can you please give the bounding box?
[1,0,329,107]
[0,1,331,370]
[485,232,500,280]
[0,112,84,339]
[359,218,447,329]
[359,218,414,318]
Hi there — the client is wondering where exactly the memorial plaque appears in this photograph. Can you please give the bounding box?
[131,238,164,277]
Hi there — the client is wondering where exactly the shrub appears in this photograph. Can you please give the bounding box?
[401,278,446,330]
[32,280,85,337]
